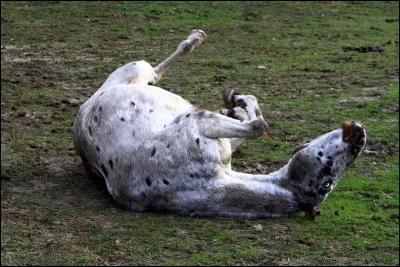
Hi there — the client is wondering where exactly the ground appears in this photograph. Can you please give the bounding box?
[1,1,399,265]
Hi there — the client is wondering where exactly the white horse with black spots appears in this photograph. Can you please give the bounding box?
[73,30,366,220]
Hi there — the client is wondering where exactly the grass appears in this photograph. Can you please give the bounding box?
[1,1,399,265]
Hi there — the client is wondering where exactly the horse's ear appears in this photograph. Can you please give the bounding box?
[292,142,309,155]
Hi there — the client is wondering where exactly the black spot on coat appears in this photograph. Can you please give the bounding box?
[89,126,92,136]
[326,160,333,167]
[323,165,332,175]
[162,179,170,185]
[146,177,152,186]
[96,146,100,153]
[196,138,200,145]
[190,173,200,179]
[121,117,125,121]
[318,151,323,157]
[196,111,205,118]
[151,147,156,157]
[108,159,114,170]
[101,164,108,177]
[237,99,247,109]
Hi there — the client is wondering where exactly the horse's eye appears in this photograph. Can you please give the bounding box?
[318,180,332,195]
[322,181,331,189]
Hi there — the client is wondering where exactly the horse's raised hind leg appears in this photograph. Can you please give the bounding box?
[152,30,207,84]
[96,30,206,90]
